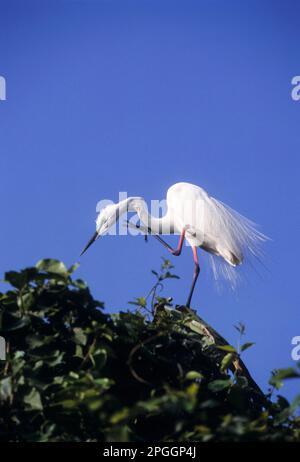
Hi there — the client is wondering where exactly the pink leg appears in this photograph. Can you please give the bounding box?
[151,228,186,256]
[186,247,200,307]
[128,220,186,256]
[170,229,186,256]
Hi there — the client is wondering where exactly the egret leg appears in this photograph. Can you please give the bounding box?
[152,228,186,256]
[186,247,200,308]
[127,220,186,256]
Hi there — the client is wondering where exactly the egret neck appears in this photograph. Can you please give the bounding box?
[124,197,175,235]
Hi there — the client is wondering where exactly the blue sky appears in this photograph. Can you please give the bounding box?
[0,0,299,400]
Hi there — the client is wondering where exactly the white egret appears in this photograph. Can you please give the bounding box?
[81,182,267,307]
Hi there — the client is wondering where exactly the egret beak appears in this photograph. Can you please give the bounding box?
[80,231,99,256]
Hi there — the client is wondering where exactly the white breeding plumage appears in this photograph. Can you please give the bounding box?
[166,183,267,286]
[81,182,268,307]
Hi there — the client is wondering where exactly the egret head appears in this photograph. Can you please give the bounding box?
[80,203,119,256]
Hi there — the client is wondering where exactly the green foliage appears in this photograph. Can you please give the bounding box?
[0,259,299,442]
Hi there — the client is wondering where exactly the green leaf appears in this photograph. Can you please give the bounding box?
[4,315,31,331]
[128,297,147,308]
[17,292,34,310]
[74,345,84,358]
[26,334,46,349]
[36,259,68,277]
[59,400,77,409]
[73,328,87,346]
[241,342,255,352]
[24,388,43,411]
[110,408,129,424]
[277,395,290,410]
[272,368,300,380]
[94,349,107,370]
[4,269,38,289]
[162,271,180,280]
[208,379,232,392]
[72,279,88,290]
[4,271,26,289]
[161,258,174,270]
[275,395,300,424]
[269,368,300,389]
[220,353,234,372]
[186,320,214,344]
[0,377,12,401]
[217,345,237,353]
[234,322,246,336]
[68,262,80,274]
[185,371,203,380]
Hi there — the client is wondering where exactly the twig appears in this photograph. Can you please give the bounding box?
[127,332,164,385]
